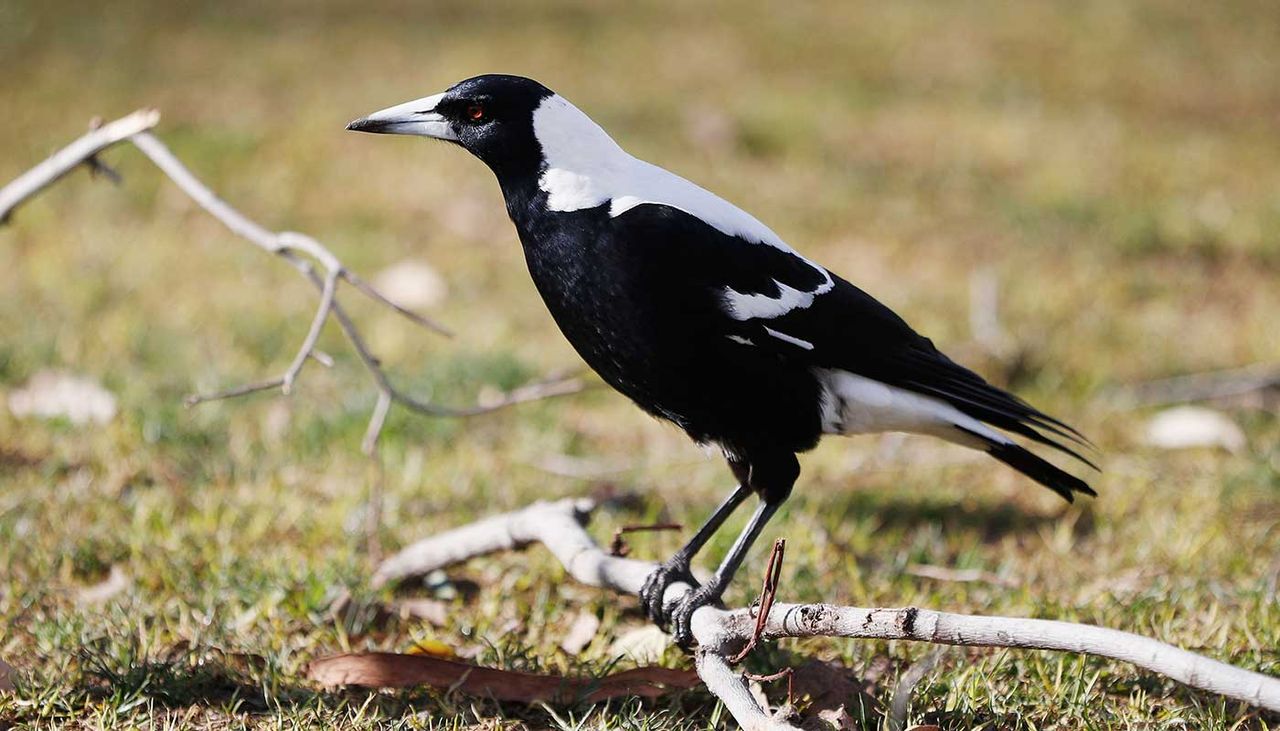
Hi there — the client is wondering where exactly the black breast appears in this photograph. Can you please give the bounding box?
[510,200,825,456]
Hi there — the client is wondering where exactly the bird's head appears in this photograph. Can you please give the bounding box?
[347,74,555,179]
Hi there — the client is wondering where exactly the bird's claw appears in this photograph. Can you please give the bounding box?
[639,559,699,626]
[667,583,723,649]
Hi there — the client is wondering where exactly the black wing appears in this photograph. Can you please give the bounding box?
[614,203,1096,498]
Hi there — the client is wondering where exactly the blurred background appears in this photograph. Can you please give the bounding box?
[1,1,1278,727]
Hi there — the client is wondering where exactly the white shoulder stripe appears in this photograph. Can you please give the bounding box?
[533,95,792,252]
[531,95,835,322]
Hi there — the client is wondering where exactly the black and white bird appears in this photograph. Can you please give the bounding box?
[349,74,1096,646]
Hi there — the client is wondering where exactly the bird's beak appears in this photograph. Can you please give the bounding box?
[346,92,458,141]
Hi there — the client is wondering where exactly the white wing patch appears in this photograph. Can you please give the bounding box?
[721,270,833,321]
[814,368,1012,449]
[532,94,834,323]
[763,327,814,350]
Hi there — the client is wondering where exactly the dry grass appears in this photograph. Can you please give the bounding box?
[2,0,1278,728]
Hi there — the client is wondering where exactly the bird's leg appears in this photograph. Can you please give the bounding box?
[667,496,785,648]
[666,452,799,649]
[639,481,752,625]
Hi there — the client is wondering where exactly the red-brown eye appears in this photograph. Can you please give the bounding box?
[467,103,486,121]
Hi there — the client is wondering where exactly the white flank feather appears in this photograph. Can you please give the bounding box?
[814,368,1012,449]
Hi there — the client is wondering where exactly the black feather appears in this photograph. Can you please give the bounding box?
[955,427,1096,502]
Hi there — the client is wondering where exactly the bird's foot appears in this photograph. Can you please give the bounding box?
[668,583,723,649]
[639,558,699,626]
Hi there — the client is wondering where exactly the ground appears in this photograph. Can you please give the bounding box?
[1,1,1279,728]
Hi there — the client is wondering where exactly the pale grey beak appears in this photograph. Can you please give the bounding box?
[346,92,458,140]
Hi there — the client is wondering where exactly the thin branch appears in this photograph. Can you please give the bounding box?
[373,499,1280,729]
[0,111,585,459]
[282,266,340,395]
[342,269,452,337]
[728,538,786,664]
[609,522,683,558]
[1120,362,1280,406]
[0,109,160,223]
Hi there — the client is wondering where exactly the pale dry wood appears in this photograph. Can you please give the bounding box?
[0,109,160,223]
[376,499,1280,729]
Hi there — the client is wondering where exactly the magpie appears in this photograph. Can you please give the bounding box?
[348,74,1096,647]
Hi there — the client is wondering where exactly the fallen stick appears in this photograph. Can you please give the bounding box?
[375,498,1280,729]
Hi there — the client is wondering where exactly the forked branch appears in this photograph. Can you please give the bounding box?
[374,499,1280,730]
[0,110,584,454]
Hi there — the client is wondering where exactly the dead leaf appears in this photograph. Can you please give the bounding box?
[406,639,455,659]
[8,370,117,425]
[560,611,600,655]
[608,624,669,663]
[76,565,130,605]
[813,705,858,730]
[0,657,14,692]
[792,660,881,725]
[905,726,941,731]
[372,260,448,311]
[1144,406,1246,453]
[306,652,698,703]
[391,598,450,626]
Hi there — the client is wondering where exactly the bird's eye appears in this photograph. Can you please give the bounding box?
[466,103,487,121]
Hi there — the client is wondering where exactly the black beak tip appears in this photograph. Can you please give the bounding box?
[346,118,383,133]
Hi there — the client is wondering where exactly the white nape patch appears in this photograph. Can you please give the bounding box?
[814,368,1012,449]
[532,95,835,322]
[726,335,755,346]
[533,96,793,248]
[763,327,814,350]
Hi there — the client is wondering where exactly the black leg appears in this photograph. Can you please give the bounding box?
[668,495,785,647]
[639,481,752,624]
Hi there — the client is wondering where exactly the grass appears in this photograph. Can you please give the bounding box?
[2,0,1279,727]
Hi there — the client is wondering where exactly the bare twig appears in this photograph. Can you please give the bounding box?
[0,111,585,457]
[745,668,795,710]
[609,522,683,557]
[905,563,1017,588]
[968,268,1012,359]
[0,109,160,223]
[1121,362,1280,406]
[373,499,1280,730]
[728,538,786,664]
[887,647,946,731]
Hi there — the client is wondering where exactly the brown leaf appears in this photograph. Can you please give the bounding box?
[0,657,14,692]
[306,652,698,703]
[560,611,600,655]
[905,726,942,731]
[75,565,130,605]
[792,660,881,714]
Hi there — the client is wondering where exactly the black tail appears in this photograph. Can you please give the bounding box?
[959,427,1096,502]
[988,441,1095,501]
